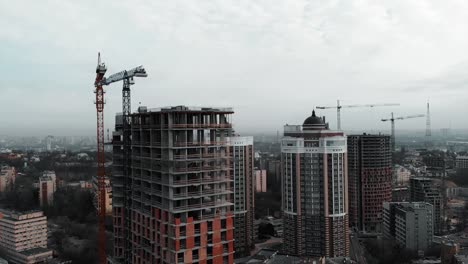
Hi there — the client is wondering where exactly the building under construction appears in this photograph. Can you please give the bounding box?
[347,134,392,233]
[112,105,236,264]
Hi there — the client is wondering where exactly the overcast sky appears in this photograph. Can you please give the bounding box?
[1,0,468,136]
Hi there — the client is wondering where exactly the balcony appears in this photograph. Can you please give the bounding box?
[172,201,233,212]
[173,153,228,160]
[170,123,232,129]
[172,176,234,186]
[172,188,233,199]
[172,141,228,148]
[172,165,233,173]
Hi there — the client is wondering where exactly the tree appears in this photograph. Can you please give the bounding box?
[45,188,96,224]
[258,222,275,238]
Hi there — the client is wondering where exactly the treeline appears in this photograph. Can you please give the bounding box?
[44,188,96,223]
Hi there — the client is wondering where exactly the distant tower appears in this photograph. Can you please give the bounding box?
[426,102,431,137]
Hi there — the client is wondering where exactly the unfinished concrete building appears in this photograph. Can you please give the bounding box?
[347,134,392,233]
[112,106,235,264]
[410,177,442,235]
[281,111,349,258]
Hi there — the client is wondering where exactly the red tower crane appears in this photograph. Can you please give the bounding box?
[94,53,107,264]
[93,53,147,263]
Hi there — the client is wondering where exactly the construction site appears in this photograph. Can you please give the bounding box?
[90,52,457,264]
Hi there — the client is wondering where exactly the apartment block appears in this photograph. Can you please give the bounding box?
[42,171,56,190]
[347,134,392,233]
[254,170,267,193]
[455,156,468,169]
[410,178,443,234]
[281,110,349,257]
[112,106,235,264]
[0,166,16,192]
[39,177,54,207]
[227,136,255,258]
[0,210,53,264]
[93,176,113,215]
[383,202,433,251]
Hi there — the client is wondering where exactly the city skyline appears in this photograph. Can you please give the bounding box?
[2,1,468,136]
[2,1,468,263]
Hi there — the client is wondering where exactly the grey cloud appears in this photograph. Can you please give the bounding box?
[1,0,468,136]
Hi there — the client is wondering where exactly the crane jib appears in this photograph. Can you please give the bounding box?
[97,65,147,86]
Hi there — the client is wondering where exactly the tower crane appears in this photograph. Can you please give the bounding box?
[94,53,107,264]
[316,100,400,130]
[381,112,425,152]
[93,53,147,264]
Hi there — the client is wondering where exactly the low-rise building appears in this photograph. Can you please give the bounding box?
[456,156,468,169]
[0,210,53,264]
[440,240,459,264]
[392,187,410,202]
[383,202,434,252]
[235,249,356,264]
[265,216,283,237]
[447,187,468,199]
[454,248,468,264]
[396,165,412,184]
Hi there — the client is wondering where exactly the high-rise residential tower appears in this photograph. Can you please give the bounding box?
[112,106,235,264]
[227,136,255,258]
[347,134,392,233]
[281,110,349,257]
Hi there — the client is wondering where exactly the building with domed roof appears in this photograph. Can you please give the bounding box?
[281,110,349,258]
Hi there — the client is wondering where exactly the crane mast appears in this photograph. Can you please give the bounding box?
[94,53,107,264]
[317,100,399,130]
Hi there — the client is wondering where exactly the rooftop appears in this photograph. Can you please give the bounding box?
[19,247,52,256]
[391,202,433,212]
[0,209,44,221]
[134,105,234,114]
[302,110,328,130]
